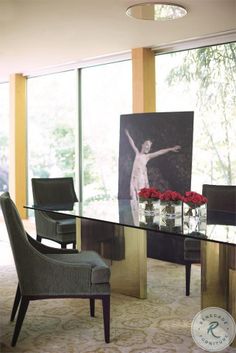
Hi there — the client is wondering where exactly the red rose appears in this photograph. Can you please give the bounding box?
[183,191,208,206]
[138,187,161,200]
[160,189,183,202]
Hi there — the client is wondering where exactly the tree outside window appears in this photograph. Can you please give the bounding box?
[156,42,236,191]
[27,71,77,202]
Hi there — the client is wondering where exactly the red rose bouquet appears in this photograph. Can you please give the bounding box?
[183,191,208,208]
[159,189,183,202]
[159,189,183,218]
[138,187,161,214]
[138,187,161,201]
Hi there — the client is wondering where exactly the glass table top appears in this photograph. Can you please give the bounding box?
[25,199,236,246]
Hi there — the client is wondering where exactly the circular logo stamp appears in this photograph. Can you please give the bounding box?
[191,307,236,352]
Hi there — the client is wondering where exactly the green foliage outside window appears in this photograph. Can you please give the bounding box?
[157,42,236,190]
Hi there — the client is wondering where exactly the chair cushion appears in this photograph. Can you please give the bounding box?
[57,218,76,234]
[47,251,110,284]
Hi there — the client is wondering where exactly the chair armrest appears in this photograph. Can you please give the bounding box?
[34,210,58,236]
[20,244,95,295]
[26,233,78,254]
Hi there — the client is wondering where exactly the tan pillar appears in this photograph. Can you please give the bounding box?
[132,48,156,113]
[9,74,27,219]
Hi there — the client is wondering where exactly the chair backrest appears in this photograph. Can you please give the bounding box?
[202,184,236,225]
[32,177,78,209]
[0,192,35,290]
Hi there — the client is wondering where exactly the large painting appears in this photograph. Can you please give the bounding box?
[118,112,194,199]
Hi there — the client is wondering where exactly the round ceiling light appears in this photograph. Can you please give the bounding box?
[126,2,187,21]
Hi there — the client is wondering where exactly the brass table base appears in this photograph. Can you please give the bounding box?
[77,218,236,346]
[201,241,236,347]
[76,218,147,299]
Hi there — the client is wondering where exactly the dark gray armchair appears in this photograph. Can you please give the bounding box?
[0,192,110,347]
[183,183,236,295]
[31,177,78,248]
[202,184,236,224]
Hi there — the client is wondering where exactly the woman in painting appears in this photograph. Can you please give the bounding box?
[125,129,181,200]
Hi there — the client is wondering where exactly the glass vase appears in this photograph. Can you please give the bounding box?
[184,203,207,220]
[183,203,207,233]
[160,216,182,233]
[139,213,159,228]
[160,200,182,219]
[139,198,160,216]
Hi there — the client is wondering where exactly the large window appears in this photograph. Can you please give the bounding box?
[156,42,236,192]
[27,70,77,201]
[0,83,9,193]
[81,60,132,201]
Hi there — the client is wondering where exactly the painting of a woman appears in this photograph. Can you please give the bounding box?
[118,112,194,199]
[125,129,181,200]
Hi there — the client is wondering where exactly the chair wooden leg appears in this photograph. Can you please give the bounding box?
[102,296,110,343]
[90,298,95,317]
[11,297,29,347]
[36,235,42,242]
[61,243,67,249]
[73,241,76,249]
[10,284,21,322]
[185,263,191,296]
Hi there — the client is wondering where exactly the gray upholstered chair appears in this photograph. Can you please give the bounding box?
[148,231,200,296]
[202,184,236,224]
[0,192,110,347]
[183,238,200,296]
[31,177,78,249]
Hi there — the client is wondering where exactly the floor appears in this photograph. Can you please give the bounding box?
[0,215,234,353]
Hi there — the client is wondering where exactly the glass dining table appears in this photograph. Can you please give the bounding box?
[26,198,236,329]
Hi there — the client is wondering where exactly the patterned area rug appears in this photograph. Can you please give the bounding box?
[1,258,234,353]
[0,215,235,353]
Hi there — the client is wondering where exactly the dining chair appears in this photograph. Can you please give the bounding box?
[183,184,236,295]
[0,192,111,347]
[202,184,236,224]
[148,232,200,296]
[183,238,200,296]
[31,177,78,248]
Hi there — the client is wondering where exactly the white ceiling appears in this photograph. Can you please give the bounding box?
[0,0,235,82]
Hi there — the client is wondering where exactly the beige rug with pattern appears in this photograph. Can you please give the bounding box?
[0,214,234,353]
[0,257,234,353]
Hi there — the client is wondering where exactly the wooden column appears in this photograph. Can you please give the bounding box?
[132,48,156,113]
[9,74,27,219]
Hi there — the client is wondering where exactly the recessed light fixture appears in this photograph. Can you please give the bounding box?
[126,2,187,21]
